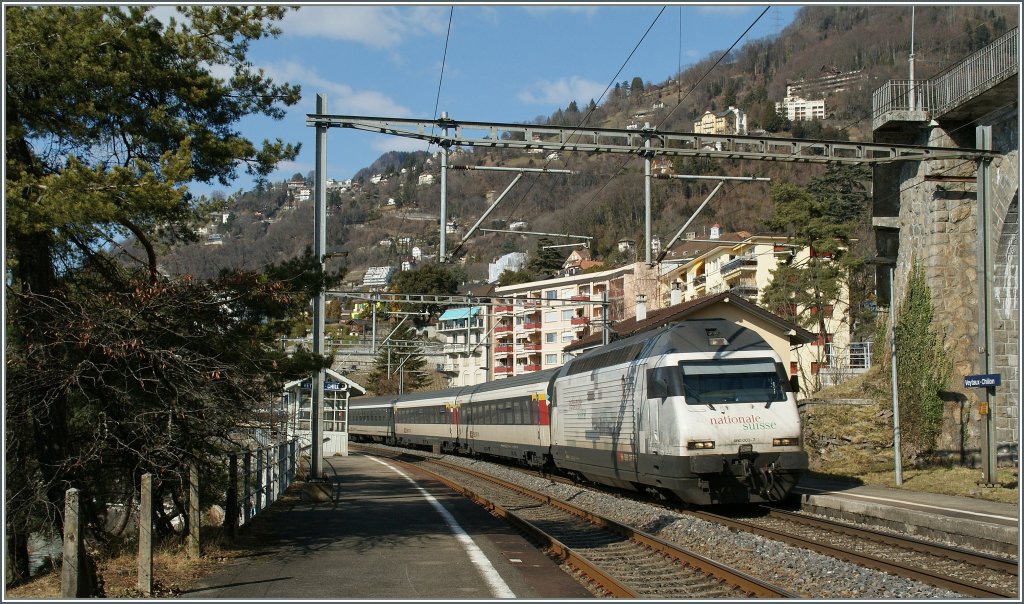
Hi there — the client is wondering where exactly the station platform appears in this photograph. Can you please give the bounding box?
[182,451,593,599]
[793,474,1019,556]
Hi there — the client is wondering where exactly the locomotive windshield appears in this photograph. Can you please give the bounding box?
[648,358,786,404]
[680,358,786,404]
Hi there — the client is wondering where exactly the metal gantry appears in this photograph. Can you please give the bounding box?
[306,108,1002,482]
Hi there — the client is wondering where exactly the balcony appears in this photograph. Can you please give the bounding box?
[494,325,513,334]
[495,305,514,315]
[570,294,591,301]
[494,366,513,375]
[522,342,541,352]
[728,279,759,300]
[437,319,484,332]
[818,342,873,388]
[523,364,542,372]
[570,316,590,326]
[720,255,757,277]
[523,321,542,331]
[494,344,514,354]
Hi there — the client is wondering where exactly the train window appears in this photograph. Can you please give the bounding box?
[679,358,786,404]
[647,367,681,399]
[567,343,645,375]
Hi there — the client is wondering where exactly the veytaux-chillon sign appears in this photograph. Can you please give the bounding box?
[963,373,1001,388]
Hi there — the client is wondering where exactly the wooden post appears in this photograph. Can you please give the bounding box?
[243,451,252,524]
[187,464,200,559]
[60,488,84,598]
[289,439,296,483]
[256,448,264,512]
[137,474,153,595]
[225,454,238,540]
[278,442,287,494]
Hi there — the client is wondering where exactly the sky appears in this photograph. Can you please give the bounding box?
[172,3,803,198]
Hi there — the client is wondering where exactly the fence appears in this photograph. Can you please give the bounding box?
[872,27,1018,123]
[60,437,307,597]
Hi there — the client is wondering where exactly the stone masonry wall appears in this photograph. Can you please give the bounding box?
[892,106,1018,465]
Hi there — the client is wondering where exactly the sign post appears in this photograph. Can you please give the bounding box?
[964,373,1000,486]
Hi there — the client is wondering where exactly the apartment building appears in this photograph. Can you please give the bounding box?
[775,94,827,122]
[659,230,862,396]
[435,306,489,387]
[490,262,660,378]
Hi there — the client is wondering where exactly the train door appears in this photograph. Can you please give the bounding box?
[533,393,549,445]
[446,401,458,443]
[640,397,660,455]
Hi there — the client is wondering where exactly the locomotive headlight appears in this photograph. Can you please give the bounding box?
[687,440,715,450]
[773,437,800,446]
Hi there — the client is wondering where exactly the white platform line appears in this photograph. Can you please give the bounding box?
[368,456,516,598]
[796,486,1019,523]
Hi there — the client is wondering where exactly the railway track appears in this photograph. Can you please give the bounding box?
[355,445,796,598]
[471,450,1019,598]
[351,443,1016,598]
[688,507,1019,599]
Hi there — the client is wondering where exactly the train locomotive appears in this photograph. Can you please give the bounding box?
[349,318,807,505]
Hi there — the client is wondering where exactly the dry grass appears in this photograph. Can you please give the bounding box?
[804,366,1020,505]
[5,485,299,600]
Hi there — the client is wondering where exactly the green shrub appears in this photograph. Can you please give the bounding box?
[894,262,951,456]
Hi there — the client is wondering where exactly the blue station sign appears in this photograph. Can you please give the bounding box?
[963,373,1001,388]
[300,380,345,391]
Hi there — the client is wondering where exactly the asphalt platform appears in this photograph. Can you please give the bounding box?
[183,452,1019,600]
[182,452,593,600]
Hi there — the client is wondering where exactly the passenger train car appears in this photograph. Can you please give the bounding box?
[349,318,807,505]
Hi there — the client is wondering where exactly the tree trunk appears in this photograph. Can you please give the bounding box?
[5,530,30,586]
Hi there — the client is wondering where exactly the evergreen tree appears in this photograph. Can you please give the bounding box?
[630,76,645,95]
[760,181,862,394]
[4,6,311,582]
[391,262,462,322]
[497,268,536,286]
[527,237,566,278]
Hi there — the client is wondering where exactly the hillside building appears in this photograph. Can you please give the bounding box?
[658,230,861,396]
[693,106,748,135]
[487,252,527,283]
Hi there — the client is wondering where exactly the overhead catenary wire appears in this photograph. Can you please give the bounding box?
[559,7,771,249]
[493,7,668,232]
[428,7,455,150]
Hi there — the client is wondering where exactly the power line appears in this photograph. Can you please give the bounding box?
[428,7,455,149]
[561,7,771,241]
[495,7,667,229]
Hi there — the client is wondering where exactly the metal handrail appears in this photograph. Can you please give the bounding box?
[872,27,1018,122]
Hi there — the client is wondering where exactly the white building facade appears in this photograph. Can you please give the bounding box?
[491,263,660,378]
[436,307,489,386]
